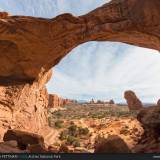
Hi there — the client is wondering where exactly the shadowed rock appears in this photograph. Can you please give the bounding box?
[135,105,160,153]
[94,135,131,153]
[157,99,160,106]
[3,130,45,150]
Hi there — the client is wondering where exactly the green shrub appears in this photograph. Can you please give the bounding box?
[55,120,64,128]
[66,136,77,145]
[73,139,81,147]
[79,127,89,135]
[59,130,68,140]
[55,112,62,118]
[66,136,80,147]
[68,125,78,136]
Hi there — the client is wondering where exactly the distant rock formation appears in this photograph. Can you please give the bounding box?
[157,99,160,106]
[48,94,77,108]
[48,94,63,108]
[89,99,95,104]
[109,99,115,105]
[94,135,131,153]
[124,90,143,111]
[89,99,115,105]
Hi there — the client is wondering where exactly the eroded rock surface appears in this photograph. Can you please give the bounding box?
[124,90,143,111]
[0,70,51,140]
[134,105,160,153]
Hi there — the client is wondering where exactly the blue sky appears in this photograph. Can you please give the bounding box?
[0,0,160,103]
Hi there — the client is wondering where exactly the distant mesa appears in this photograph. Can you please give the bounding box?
[89,99,115,105]
[48,94,77,108]
[124,90,143,111]
[109,99,115,105]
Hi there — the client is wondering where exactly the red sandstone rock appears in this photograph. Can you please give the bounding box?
[48,94,62,108]
[59,144,69,153]
[3,130,45,150]
[48,94,77,108]
[135,105,160,153]
[27,144,48,153]
[0,12,10,19]
[157,99,160,106]
[124,90,143,111]
[0,0,159,83]
[94,135,131,153]
[0,0,159,148]
[0,141,26,153]
[109,99,115,105]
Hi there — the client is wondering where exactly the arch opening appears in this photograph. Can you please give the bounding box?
[47,42,160,104]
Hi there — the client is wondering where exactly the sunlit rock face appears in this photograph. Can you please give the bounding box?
[0,70,51,140]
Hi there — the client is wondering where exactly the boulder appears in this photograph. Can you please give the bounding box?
[27,144,48,153]
[124,90,143,111]
[94,135,131,153]
[0,140,26,153]
[59,144,69,153]
[3,130,45,150]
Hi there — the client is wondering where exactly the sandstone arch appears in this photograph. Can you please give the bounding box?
[0,0,159,143]
[0,0,159,83]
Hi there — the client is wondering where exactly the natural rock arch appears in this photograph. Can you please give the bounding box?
[0,0,159,84]
[0,0,159,143]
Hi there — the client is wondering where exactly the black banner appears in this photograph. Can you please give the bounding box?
[0,154,160,160]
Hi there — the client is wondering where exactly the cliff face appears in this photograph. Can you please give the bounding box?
[0,0,159,140]
[48,94,77,108]
[0,70,51,140]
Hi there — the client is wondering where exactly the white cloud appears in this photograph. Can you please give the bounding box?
[47,42,160,103]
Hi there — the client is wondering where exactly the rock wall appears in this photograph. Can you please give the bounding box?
[0,70,52,140]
